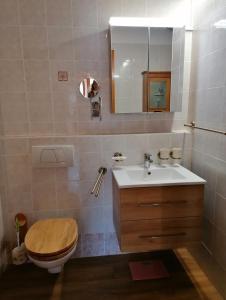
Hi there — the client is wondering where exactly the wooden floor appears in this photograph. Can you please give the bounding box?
[186,245,226,300]
[176,247,224,300]
[0,250,203,300]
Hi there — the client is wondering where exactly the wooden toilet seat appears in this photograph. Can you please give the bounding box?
[27,242,77,261]
[25,218,78,259]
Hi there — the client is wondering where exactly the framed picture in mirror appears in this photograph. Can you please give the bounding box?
[143,71,171,112]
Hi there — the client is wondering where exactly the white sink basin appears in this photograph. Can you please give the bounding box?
[126,168,186,182]
[112,164,206,188]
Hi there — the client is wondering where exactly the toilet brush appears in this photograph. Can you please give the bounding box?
[12,217,27,265]
[15,217,20,247]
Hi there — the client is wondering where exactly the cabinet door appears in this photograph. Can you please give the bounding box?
[120,217,202,252]
[111,26,149,113]
[120,185,203,221]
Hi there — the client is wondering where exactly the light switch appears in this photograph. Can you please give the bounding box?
[58,71,68,81]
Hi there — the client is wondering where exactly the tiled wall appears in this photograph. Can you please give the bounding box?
[0,0,191,137]
[2,132,192,257]
[190,0,226,270]
[0,196,5,272]
[0,0,192,259]
[0,129,8,272]
[171,27,186,112]
[0,180,8,272]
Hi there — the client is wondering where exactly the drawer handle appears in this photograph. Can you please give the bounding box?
[138,200,187,207]
[139,203,160,207]
[139,232,187,239]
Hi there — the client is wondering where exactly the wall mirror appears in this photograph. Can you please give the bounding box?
[79,77,102,120]
[110,25,185,113]
[79,77,100,99]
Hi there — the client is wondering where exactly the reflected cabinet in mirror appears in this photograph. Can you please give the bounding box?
[110,26,185,113]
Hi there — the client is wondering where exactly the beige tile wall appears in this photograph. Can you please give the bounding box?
[2,132,192,256]
[190,0,226,271]
[0,0,192,258]
[0,0,191,137]
[0,128,8,271]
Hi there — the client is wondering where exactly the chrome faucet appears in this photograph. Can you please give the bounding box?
[144,153,153,169]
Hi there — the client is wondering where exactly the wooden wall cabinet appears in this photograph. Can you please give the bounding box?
[113,177,204,252]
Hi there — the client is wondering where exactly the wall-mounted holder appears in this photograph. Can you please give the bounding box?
[112,152,127,162]
[91,167,107,198]
[184,121,226,136]
[91,96,102,120]
[79,76,102,121]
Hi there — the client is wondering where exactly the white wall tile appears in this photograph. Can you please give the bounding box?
[46,0,72,26]
[22,27,48,59]
[0,27,21,59]
[190,0,226,268]
[0,0,19,25]
[0,61,25,92]
[19,0,45,26]
[72,0,98,27]
[0,0,194,261]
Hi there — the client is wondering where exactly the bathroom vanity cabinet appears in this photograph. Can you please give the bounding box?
[112,178,204,252]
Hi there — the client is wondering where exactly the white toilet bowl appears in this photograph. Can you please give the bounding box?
[28,242,77,273]
[25,218,78,274]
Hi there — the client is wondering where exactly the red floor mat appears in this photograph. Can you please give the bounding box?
[129,260,170,281]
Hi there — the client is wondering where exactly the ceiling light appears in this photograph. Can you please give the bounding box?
[109,17,184,28]
[214,19,226,29]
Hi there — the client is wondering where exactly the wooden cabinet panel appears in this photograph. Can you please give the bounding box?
[120,185,203,221]
[120,185,203,204]
[120,217,202,252]
[112,177,204,252]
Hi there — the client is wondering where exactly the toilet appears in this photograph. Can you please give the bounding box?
[25,218,78,274]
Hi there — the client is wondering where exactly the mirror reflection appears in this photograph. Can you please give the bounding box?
[79,78,100,99]
[110,26,185,113]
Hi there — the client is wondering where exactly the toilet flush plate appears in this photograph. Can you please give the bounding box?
[32,145,74,168]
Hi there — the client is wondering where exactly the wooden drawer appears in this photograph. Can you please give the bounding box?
[120,185,203,221]
[113,177,204,252]
[120,217,202,252]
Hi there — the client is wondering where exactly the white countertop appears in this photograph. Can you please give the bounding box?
[112,164,206,188]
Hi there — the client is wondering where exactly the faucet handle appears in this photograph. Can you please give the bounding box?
[144,153,153,161]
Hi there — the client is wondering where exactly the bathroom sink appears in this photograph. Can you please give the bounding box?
[112,164,206,188]
[126,168,186,181]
